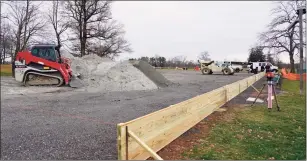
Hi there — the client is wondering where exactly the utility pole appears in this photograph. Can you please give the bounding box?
[297,7,306,95]
[23,0,29,50]
[286,6,306,95]
[0,1,2,35]
[0,1,2,64]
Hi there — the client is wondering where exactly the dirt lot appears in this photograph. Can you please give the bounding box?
[1,70,253,160]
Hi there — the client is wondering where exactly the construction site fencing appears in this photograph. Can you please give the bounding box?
[117,72,265,160]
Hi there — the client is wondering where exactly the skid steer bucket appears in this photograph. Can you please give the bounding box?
[69,74,84,88]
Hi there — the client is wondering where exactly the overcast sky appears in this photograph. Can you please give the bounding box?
[1,1,296,63]
[111,1,292,62]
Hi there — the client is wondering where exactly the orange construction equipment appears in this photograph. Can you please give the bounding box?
[194,66,200,71]
[281,68,306,81]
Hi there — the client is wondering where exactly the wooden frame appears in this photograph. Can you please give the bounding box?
[128,130,163,160]
[117,72,265,160]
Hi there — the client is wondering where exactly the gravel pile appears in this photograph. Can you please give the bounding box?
[61,51,158,92]
[131,60,173,87]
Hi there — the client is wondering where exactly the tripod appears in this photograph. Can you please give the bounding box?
[251,80,280,111]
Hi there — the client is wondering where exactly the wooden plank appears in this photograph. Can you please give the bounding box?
[241,79,251,91]
[127,97,225,160]
[128,130,163,160]
[250,84,259,93]
[248,76,255,85]
[118,72,265,160]
[125,126,129,160]
[221,73,261,102]
[224,86,228,102]
[120,87,225,127]
[121,88,224,131]
[227,87,240,101]
[120,89,225,150]
[122,89,226,159]
[225,82,240,101]
[117,123,127,160]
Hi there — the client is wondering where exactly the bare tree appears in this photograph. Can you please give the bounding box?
[86,22,132,59]
[266,53,275,64]
[171,55,187,67]
[47,0,69,53]
[198,51,211,61]
[0,1,11,63]
[164,56,197,68]
[186,60,197,68]
[259,1,306,73]
[1,22,15,64]
[6,1,46,59]
[63,0,131,58]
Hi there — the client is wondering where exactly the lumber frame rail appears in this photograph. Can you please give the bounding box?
[128,129,163,160]
[117,72,265,160]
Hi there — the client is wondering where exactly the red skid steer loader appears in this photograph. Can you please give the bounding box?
[13,44,83,88]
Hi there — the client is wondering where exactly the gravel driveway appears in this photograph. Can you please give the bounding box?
[1,70,253,160]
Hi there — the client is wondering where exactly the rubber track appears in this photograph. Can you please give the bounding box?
[24,71,64,87]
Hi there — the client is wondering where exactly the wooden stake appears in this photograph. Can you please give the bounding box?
[128,130,163,160]
[224,86,228,102]
[117,123,125,160]
[250,84,260,93]
[126,126,129,160]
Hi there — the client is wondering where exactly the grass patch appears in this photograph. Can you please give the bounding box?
[1,64,12,76]
[184,79,306,160]
[282,79,306,94]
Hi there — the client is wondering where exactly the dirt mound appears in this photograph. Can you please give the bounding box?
[130,60,173,87]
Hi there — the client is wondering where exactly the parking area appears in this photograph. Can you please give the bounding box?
[1,70,253,160]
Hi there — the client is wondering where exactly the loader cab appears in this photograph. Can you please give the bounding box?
[224,61,231,65]
[215,61,223,67]
[30,45,61,63]
[221,63,227,67]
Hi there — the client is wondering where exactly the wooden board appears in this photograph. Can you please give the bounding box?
[117,72,265,160]
[117,124,127,160]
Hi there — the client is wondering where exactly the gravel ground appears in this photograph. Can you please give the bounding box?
[1,70,254,160]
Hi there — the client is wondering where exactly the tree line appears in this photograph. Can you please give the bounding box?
[0,0,132,64]
[129,55,200,68]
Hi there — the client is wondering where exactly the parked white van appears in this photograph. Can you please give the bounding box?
[247,62,278,74]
